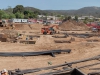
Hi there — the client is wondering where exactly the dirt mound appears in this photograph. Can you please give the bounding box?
[14,23,31,30]
[36,35,54,45]
[13,23,43,31]
[59,20,89,30]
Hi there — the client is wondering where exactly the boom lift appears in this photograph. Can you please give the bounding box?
[41,25,59,35]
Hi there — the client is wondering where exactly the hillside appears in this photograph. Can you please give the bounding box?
[4,6,49,15]
[4,6,100,17]
[24,7,44,14]
[24,6,100,17]
[44,6,100,17]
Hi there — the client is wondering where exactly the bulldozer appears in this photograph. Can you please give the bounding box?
[41,25,59,35]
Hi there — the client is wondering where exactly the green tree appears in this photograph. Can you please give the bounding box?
[28,11,37,18]
[84,20,88,24]
[15,12,24,19]
[59,16,65,20]
[85,17,88,21]
[0,10,10,19]
[9,13,16,19]
[75,16,78,21]
[62,16,68,22]
[24,10,30,15]
[56,14,61,17]
[2,13,9,19]
[0,10,4,19]
[24,14,29,19]
[67,16,71,20]
[13,5,24,14]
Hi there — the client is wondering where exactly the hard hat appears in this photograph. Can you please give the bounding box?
[2,69,8,73]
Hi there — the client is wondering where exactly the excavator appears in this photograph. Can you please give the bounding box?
[41,25,59,35]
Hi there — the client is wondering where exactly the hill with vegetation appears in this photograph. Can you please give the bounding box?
[0,5,100,19]
[44,6,100,17]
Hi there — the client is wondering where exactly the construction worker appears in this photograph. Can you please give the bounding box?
[1,69,8,75]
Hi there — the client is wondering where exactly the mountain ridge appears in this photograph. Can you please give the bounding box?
[43,6,100,17]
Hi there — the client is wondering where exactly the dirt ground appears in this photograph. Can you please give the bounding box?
[0,23,100,75]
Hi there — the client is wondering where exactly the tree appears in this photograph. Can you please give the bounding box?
[24,10,30,15]
[0,10,3,19]
[59,15,65,20]
[56,14,61,17]
[75,16,78,21]
[67,16,71,20]
[6,6,13,13]
[13,5,24,14]
[15,12,24,19]
[84,17,89,24]
[24,14,29,19]
[9,13,16,19]
[0,10,10,19]
[62,16,68,22]
[2,13,9,19]
[85,17,88,21]
[28,11,37,18]
[84,20,88,24]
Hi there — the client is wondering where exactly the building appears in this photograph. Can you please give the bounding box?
[11,19,28,23]
[78,16,94,20]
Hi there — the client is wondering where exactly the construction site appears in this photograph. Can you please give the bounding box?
[0,20,100,75]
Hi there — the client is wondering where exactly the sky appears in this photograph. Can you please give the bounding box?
[0,0,100,10]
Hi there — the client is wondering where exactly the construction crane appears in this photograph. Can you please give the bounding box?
[41,25,59,35]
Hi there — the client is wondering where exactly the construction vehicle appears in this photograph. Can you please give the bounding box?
[0,20,7,27]
[41,25,59,35]
[87,22,100,32]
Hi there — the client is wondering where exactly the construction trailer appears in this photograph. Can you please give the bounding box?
[11,19,28,23]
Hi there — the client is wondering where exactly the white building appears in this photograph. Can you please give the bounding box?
[11,19,28,23]
[78,16,94,20]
